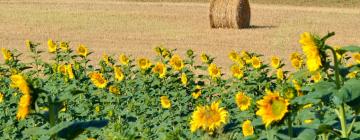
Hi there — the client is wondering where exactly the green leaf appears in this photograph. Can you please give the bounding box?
[295,129,316,140]
[57,120,109,139]
[23,127,48,136]
[336,79,360,110]
[340,45,360,53]
[292,81,336,105]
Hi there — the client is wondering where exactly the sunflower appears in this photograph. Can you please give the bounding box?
[271,56,280,69]
[67,64,74,79]
[0,93,4,103]
[190,101,228,132]
[334,46,345,60]
[16,94,31,120]
[59,41,68,51]
[299,32,317,47]
[114,66,125,81]
[276,69,284,81]
[292,80,301,91]
[25,40,32,50]
[291,58,303,70]
[181,73,188,86]
[311,71,321,83]
[192,85,201,99]
[152,62,167,78]
[353,53,360,64]
[347,71,358,79]
[160,96,171,109]
[137,58,151,70]
[10,74,31,95]
[256,91,289,127]
[251,56,261,69]
[77,44,88,57]
[304,119,313,124]
[169,54,184,71]
[240,51,252,64]
[231,65,244,79]
[242,120,254,137]
[119,54,130,65]
[57,65,67,75]
[109,85,120,94]
[208,63,221,79]
[299,32,322,72]
[102,53,110,65]
[229,50,239,62]
[1,48,13,61]
[47,39,57,53]
[200,53,209,63]
[89,72,107,88]
[235,92,251,111]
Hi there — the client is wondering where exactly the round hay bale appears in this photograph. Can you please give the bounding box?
[209,0,251,29]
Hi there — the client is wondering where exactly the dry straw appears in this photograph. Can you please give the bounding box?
[209,0,251,29]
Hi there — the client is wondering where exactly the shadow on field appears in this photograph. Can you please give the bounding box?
[248,25,277,29]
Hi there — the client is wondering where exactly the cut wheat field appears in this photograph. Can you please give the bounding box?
[0,0,359,71]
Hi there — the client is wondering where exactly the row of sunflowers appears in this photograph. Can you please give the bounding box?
[0,32,359,139]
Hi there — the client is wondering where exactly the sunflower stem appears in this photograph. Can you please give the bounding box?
[326,46,348,138]
[287,115,293,139]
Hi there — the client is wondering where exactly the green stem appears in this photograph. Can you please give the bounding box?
[288,115,293,139]
[48,97,58,140]
[327,46,348,138]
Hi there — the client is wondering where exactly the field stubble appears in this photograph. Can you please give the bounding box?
[0,0,359,72]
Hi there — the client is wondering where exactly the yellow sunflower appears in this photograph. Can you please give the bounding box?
[242,120,254,137]
[160,96,171,109]
[276,69,284,81]
[25,40,32,50]
[57,65,67,75]
[200,53,209,63]
[109,85,120,94]
[229,50,239,62]
[67,64,74,79]
[311,71,321,83]
[271,56,280,69]
[0,92,4,103]
[102,53,110,65]
[208,63,221,79]
[89,72,108,88]
[299,32,322,72]
[256,91,289,127]
[114,66,125,81]
[353,53,360,64]
[2,48,13,61]
[292,80,301,91]
[240,51,252,64]
[291,58,303,70]
[77,44,88,57]
[16,94,31,120]
[10,74,31,95]
[169,54,184,71]
[190,101,228,132]
[59,41,68,51]
[251,56,261,69]
[235,92,251,111]
[152,62,167,78]
[181,73,188,86]
[137,58,151,70]
[192,85,202,99]
[119,54,130,65]
[231,65,244,79]
[47,39,57,53]
[347,71,358,79]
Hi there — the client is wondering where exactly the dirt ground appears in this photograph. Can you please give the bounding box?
[0,0,359,72]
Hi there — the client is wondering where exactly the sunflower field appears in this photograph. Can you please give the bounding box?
[0,32,360,140]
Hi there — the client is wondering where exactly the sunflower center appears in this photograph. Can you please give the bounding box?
[271,99,286,116]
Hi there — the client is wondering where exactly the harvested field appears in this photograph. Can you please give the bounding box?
[0,0,359,71]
